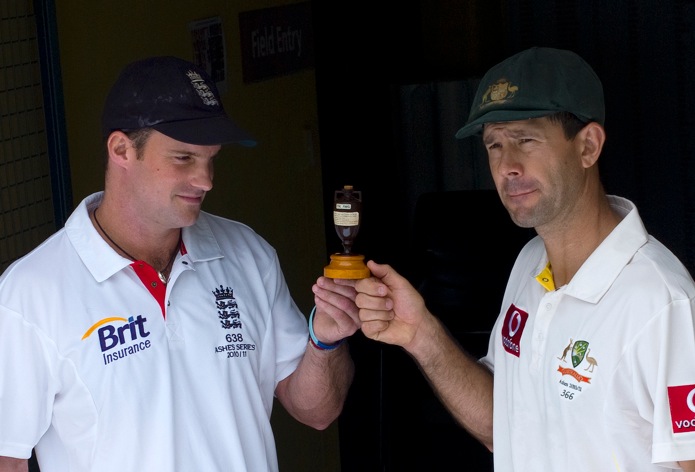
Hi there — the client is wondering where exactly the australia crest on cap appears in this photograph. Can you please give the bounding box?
[479,78,519,111]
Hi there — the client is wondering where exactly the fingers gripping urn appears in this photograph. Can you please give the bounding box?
[324,185,371,279]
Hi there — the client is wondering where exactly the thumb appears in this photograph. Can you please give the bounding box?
[366,260,405,288]
[366,260,389,279]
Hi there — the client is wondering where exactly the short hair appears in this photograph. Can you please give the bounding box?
[102,128,154,169]
[546,111,590,140]
[125,128,154,159]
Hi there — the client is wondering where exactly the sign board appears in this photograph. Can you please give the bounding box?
[239,2,315,83]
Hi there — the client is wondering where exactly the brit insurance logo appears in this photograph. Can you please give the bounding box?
[668,384,695,433]
[81,315,152,366]
[212,285,256,358]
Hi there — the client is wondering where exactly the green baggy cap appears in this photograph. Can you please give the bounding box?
[455,47,605,139]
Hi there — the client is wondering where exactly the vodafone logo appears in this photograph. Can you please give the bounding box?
[501,304,528,358]
[507,310,523,337]
[668,384,695,433]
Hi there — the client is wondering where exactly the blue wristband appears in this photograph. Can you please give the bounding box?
[308,306,344,351]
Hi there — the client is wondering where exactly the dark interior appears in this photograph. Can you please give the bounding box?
[339,190,533,471]
[312,1,695,470]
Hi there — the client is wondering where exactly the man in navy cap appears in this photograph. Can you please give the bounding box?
[0,56,359,472]
[345,47,695,470]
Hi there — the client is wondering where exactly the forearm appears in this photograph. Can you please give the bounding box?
[277,341,355,430]
[408,315,494,450]
[0,457,28,472]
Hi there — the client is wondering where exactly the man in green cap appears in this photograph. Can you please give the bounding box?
[340,47,695,470]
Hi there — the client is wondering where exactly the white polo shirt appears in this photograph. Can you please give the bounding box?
[481,196,695,471]
[0,192,308,472]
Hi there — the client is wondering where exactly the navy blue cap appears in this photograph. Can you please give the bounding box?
[101,56,256,146]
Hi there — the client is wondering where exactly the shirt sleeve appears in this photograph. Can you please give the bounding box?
[0,304,55,459]
[264,253,309,388]
[604,298,695,468]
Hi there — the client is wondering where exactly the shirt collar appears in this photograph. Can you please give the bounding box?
[66,192,224,282]
[533,195,649,302]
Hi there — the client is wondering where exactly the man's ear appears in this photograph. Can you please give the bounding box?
[105,131,134,169]
[579,122,606,169]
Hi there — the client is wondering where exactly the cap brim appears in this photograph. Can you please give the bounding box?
[455,109,557,139]
[154,115,257,147]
